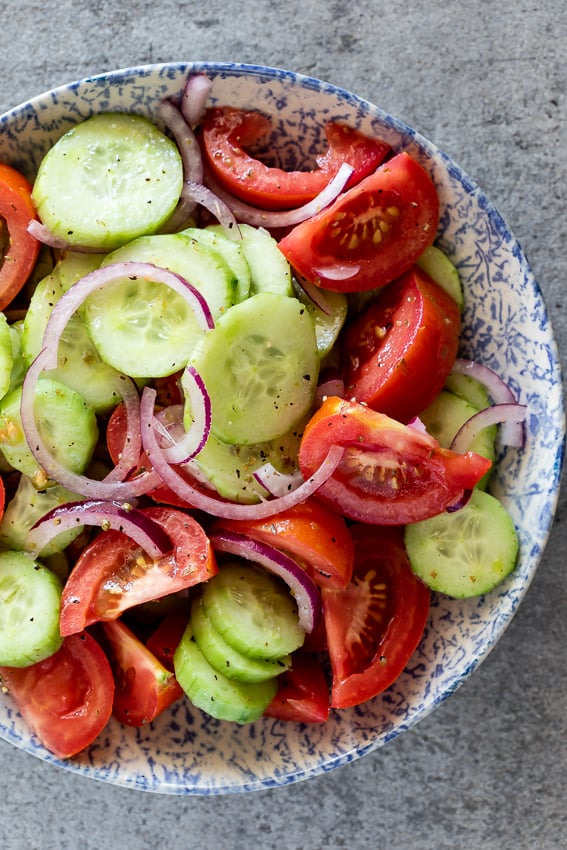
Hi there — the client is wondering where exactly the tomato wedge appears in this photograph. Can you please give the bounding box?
[59,506,217,636]
[0,163,40,311]
[145,610,189,671]
[0,632,114,759]
[201,106,390,210]
[298,396,492,525]
[211,497,354,589]
[264,652,330,723]
[100,619,184,726]
[342,266,461,422]
[278,152,439,292]
[322,524,430,709]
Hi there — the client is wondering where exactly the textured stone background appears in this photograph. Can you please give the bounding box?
[0,2,565,848]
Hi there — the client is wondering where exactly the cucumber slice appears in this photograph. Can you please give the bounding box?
[404,488,519,598]
[184,225,252,302]
[416,244,464,309]
[191,597,290,683]
[7,323,26,395]
[173,623,278,723]
[0,474,84,557]
[187,291,319,445]
[0,312,13,401]
[201,560,305,661]
[84,233,237,378]
[0,377,98,486]
[56,251,103,294]
[231,223,293,297]
[444,372,491,411]
[295,283,348,362]
[22,270,125,413]
[0,550,63,666]
[32,113,183,250]
[419,389,496,488]
[190,417,304,504]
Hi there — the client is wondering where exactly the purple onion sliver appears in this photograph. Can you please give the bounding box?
[450,403,528,453]
[181,73,213,128]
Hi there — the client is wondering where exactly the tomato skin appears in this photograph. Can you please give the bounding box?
[264,652,330,723]
[298,396,492,525]
[0,632,114,759]
[211,497,355,589]
[59,506,217,636]
[342,266,461,422]
[100,619,183,726]
[322,524,430,709]
[278,152,439,292]
[145,610,189,671]
[201,106,390,210]
[0,163,40,310]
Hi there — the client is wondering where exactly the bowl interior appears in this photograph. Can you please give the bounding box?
[0,62,564,795]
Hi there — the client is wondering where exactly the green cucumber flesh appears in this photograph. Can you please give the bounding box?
[184,225,252,303]
[173,623,277,723]
[187,291,318,445]
[0,312,13,401]
[201,560,305,661]
[226,223,293,297]
[0,550,63,667]
[32,112,183,250]
[416,244,464,309]
[191,597,290,683]
[404,488,519,598]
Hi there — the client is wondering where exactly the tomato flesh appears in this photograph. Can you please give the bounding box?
[264,652,330,723]
[0,632,114,759]
[202,106,390,210]
[101,619,183,726]
[59,506,217,635]
[211,496,355,589]
[342,266,461,422]
[278,152,439,292]
[0,163,40,311]
[299,397,492,525]
[322,524,430,709]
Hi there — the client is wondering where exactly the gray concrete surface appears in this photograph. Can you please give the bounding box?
[0,1,565,848]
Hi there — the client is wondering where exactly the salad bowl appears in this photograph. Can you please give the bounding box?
[0,62,564,795]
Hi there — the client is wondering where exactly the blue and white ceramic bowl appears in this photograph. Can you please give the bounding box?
[0,63,564,794]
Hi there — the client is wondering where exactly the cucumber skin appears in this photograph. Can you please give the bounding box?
[173,624,278,724]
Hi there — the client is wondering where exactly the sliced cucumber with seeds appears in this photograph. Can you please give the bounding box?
[84,233,237,378]
[191,597,291,683]
[0,377,98,487]
[404,488,519,598]
[32,112,183,251]
[189,416,305,504]
[22,270,124,413]
[187,291,318,445]
[0,474,84,557]
[419,389,496,489]
[201,560,305,661]
[173,623,278,723]
[0,550,63,667]
[416,244,464,309]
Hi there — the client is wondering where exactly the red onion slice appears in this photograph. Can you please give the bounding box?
[157,365,211,464]
[203,162,354,229]
[295,274,333,315]
[26,220,107,254]
[449,358,525,446]
[140,386,344,519]
[158,98,204,185]
[101,375,143,484]
[21,348,161,500]
[252,463,304,498]
[450,403,528,454]
[311,262,361,281]
[181,73,213,128]
[27,499,173,559]
[210,528,321,633]
[181,180,241,236]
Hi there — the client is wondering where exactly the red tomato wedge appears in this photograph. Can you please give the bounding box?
[60,506,217,636]
[100,619,183,726]
[264,652,330,723]
[0,632,114,759]
[211,497,354,589]
[322,524,430,709]
[145,610,189,672]
[298,397,492,525]
[201,106,390,210]
[0,163,41,310]
[342,266,461,422]
[278,152,439,292]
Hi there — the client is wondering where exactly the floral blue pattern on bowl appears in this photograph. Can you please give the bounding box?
[0,62,564,795]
